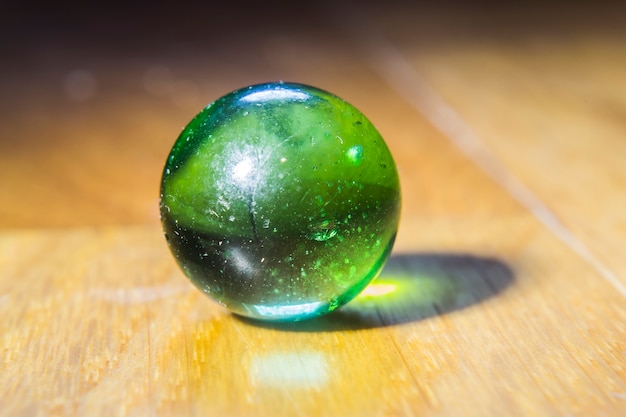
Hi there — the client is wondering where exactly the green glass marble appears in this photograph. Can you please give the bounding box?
[160,82,400,321]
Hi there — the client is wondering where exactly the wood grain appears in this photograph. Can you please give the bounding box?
[1,1,625,416]
[1,217,625,415]
[360,1,626,289]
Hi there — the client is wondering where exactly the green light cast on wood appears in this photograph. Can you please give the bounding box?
[160,82,400,321]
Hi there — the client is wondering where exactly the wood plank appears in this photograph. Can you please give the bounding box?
[357,1,626,288]
[1,215,625,416]
[1,2,625,415]
[1,65,625,414]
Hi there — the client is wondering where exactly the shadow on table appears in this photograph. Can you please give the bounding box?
[236,253,515,332]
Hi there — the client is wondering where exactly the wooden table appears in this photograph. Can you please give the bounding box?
[1,1,625,415]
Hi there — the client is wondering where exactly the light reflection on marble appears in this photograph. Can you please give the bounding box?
[240,88,309,103]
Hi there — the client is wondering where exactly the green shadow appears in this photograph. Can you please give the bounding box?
[235,253,515,332]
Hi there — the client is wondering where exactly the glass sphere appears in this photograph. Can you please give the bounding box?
[160,82,400,321]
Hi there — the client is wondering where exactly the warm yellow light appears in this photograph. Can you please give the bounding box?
[359,282,398,298]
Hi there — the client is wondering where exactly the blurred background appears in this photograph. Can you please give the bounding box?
[1,0,625,236]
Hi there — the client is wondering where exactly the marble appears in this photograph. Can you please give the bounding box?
[160,82,400,321]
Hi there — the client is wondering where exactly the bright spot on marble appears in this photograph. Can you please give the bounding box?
[240,89,308,103]
[251,301,325,318]
[346,145,363,165]
[232,158,254,181]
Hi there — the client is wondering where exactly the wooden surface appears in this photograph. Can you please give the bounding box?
[1,1,626,415]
